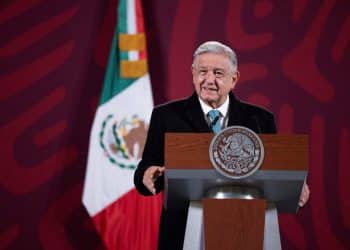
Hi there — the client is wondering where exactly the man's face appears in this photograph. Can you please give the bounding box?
[192,52,239,108]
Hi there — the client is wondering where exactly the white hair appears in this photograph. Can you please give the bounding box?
[192,41,238,72]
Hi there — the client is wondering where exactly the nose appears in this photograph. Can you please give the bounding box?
[205,70,216,83]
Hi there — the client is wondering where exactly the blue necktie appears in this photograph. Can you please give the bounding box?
[208,109,221,134]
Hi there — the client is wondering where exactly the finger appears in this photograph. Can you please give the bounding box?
[151,166,165,180]
[299,197,305,207]
[145,175,156,195]
[153,168,165,180]
[298,187,309,207]
[159,167,165,175]
[299,191,307,206]
[148,183,156,195]
[305,184,310,195]
[143,176,154,194]
[145,168,155,182]
[146,179,155,194]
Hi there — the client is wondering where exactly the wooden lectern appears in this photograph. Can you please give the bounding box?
[164,133,308,250]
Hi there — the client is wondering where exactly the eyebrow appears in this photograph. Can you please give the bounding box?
[197,66,225,71]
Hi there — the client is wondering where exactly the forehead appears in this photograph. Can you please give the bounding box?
[194,52,231,69]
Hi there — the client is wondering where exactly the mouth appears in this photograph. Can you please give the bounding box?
[202,86,218,92]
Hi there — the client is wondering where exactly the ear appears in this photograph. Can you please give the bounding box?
[231,71,240,90]
[191,66,197,83]
[191,65,196,76]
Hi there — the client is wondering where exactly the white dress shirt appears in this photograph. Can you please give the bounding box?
[198,95,230,129]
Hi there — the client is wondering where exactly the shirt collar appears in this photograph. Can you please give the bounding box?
[198,95,230,117]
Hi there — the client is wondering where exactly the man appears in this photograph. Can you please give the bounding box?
[134,41,309,250]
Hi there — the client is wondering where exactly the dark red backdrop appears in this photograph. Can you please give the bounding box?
[0,0,349,249]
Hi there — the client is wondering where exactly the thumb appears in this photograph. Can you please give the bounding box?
[153,167,165,179]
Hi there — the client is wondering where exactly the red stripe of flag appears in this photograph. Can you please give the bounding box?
[135,0,146,60]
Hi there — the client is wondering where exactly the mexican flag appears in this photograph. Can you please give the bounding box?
[82,0,162,249]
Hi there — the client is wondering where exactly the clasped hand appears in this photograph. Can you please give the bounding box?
[142,166,165,195]
[299,182,310,207]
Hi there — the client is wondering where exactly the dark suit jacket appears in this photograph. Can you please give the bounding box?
[134,92,276,250]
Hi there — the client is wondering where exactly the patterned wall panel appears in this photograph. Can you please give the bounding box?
[0,0,349,249]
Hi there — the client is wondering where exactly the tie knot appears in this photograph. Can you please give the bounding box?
[208,109,220,120]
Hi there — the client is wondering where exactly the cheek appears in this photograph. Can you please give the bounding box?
[216,80,226,89]
[219,80,234,90]
[196,75,205,82]
[194,76,204,86]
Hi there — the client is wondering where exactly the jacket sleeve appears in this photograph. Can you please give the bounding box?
[134,107,165,196]
[245,108,277,134]
[263,111,277,134]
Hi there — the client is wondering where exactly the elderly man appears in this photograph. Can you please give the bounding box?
[134,41,309,250]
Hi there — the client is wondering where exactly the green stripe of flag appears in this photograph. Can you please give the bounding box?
[99,0,135,105]
[118,0,127,34]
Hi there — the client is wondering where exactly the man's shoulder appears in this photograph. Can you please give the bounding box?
[154,95,194,113]
[231,95,276,133]
[237,100,274,117]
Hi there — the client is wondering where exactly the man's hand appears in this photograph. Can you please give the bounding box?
[299,182,310,207]
[142,166,165,195]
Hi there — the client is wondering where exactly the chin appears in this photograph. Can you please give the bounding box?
[202,97,218,104]
[201,93,217,100]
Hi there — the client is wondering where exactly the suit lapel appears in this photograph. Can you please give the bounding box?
[227,92,243,127]
[184,93,211,132]
[183,92,243,131]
